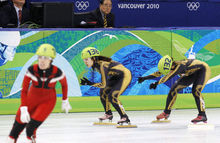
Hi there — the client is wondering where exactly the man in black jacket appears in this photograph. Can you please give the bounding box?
[89,0,114,28]
[0,0,30,28]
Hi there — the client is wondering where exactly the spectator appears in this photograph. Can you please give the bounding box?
[89,0,114,28]
[0,0,30,28]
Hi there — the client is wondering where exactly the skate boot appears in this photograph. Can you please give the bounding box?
[99,114,113,122]
[26,135,36,143]
[117,116,130,125]
[156,112,170,120]
[93,114,116,126]
[191,115,207,124]
[31,135,36,143]
[24,138,35,143]
[116,116,137,128]
[6,136,16,143]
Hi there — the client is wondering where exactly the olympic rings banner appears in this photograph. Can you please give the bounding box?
[30,0,99,13]
[0,28,220,99]
[29,0,220,27]
[114,1,220,27]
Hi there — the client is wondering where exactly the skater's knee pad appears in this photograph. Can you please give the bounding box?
[26,119,42,138]
[9,120,26,139]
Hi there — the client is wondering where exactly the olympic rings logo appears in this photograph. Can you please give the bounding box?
[75,1,89,10]
[187,2,200,11]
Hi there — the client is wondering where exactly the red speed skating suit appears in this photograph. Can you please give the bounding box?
[15,64,67,123]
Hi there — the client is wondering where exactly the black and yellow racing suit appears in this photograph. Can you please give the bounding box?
[92,60,132,118]
[144,59,211,116]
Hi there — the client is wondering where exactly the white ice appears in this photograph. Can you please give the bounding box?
[0,108,220,143]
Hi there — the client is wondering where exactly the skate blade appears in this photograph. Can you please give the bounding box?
[116,124,137,128]
[93,122,117,125]
[151,119,171,123]
[188,123,215,130]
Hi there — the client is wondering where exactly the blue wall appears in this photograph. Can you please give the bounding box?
[29,0,220,27]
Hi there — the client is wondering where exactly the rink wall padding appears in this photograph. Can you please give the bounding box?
[0,93,219,115]
[0,28,219,114]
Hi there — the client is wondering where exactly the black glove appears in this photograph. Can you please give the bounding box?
[138,77,146,83]
[149,82,159,89]
[80,77,94,85]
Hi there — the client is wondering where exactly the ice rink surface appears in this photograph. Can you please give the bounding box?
[0,108,220,143]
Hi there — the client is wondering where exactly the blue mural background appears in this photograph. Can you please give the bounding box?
[0,29,219,99]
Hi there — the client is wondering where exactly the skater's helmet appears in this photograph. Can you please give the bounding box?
[0,31,20,46]
[81,47,100,59]
[36,44,56,59]
[158,55,173,75]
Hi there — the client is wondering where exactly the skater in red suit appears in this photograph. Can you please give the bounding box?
[138,55,211,123]
[80,47,132,124]
[7,44,72,143]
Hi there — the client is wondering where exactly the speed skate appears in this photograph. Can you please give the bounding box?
[188,115,214,130]
[151,119,171,123]
[93,114,117,125]
[152,112,171,123]
[116,117,137,128]
[93,120,117,126]
[117,122,137,128]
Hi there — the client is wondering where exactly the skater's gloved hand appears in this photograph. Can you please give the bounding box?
[138,77,146,83]
[62,99,72,114]
[20,106,30,123]
[149,82,159,89]
[80,77,94,85]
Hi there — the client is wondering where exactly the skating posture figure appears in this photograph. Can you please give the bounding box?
[7,44,72,143]
[80,47,131,124]
[138,55,211,123]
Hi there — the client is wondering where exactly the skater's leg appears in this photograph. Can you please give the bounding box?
[192,85,206,116]
[25,98,55,140]
[26,119,42,141]
[8,120,26,142]
[98,88,114,121]
[191,66,210,123]
[108,70,131,121]
[165,75,195,112]
[157,75,195,120]
[8,106,28,142]
[100,88,112,115]
[31,96,56,122]
[109,90,131,124]
[108,90,126,119]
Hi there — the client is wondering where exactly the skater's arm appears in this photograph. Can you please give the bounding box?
[138,71,162,83]
[143,71,162,79]
[58,70,71,113]
[21,72,31,106]
[92,62,107,88]
[59,74,68,100]
[158,64,183,84]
